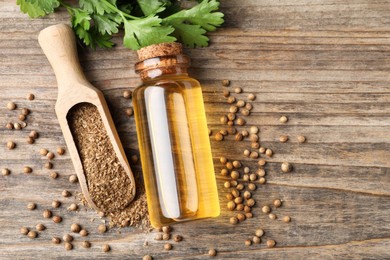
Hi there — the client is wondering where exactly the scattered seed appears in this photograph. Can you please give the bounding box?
[20,227,29,235]
[236,204,244,211]
[227,127,237,135]
[162,226,171,234]
[297,135,306,143]
[269,213,277,220]
[98,224,107,233]
[173,234,182,242]
[47,152,55,160]
[279,135,288,143]
[63,234,73,242]
[229,106,238,113]
[20,122,27,128]
[27,202,36,210]
[283,216,291,223]
[164,243,172,251]
[6,122,13,130]
[50,172,58,179]
[236,117,246,126]
[21,108,30,116]
[244,205,251,213]
[229,216,238,225]
[71,223,81,233]
[27,137,35,144]
[27,93,35,100]
[39,148,48,156]
[231,189,240,198]
[62,190,71,197]
[253,236,261,244]
[262,205,271,214]
[241,109,250,116]
[223,89,230,97]
[245,102,253,110]
[281,162,292,173]
[258,159,266,166]
[23,166,32,174]
[43,209,52,219]
[248,93,256,101]
[44,162,53,169]
[35,223,45,231]
[219,129,228,136]
[226,193,233,201]
[2,168,10,176]
[215,132,223,141]
[7,102,16,110]
[245,239,252,246]
[265,149,273,157]
[267,239,276,248]
[222,79,230,86]
[14,123,21,130]
[69,175,78,183]
[279,116,288,123]
[65,242,73,250]
[154,233,163,241]
[52,237,61,244]
[19,114,26,121]
[255,229,264,237]
[82,241,91,248]
[230,180,238,187]
[234,87,242,94]
[219,157,227,164]
[223,181,231,188]
[52,200,61,208]
[250,134,259,142]
[123,90,132,99]
[248,183,257,191]
[273,199,282,208]
[57,147,65,155]
[249,152,259,159]
[237,213,246,222]
[251,142,260,149]
[241,130,249,137]
[53,216,62,223]
[236,183,244,191]
[220,169,228,176]
[230,171,239,180]
[226,162,233,170]
[234,197,243,204]
[247,199,255,207]
[27,231,37,239]
[257,168,266,177]
[7,141,16,150]
[227,201,236,211]
[236,100,245,108]
[227,120,234,126]
[162,233,171,240]
[227,113,236,121]
[234,133,243,141]
[208,248,217,257]
[227,96,236,104]
[259,147,266,154]
[243,191,251,199]
[259,177,266,184]
[143,255,153,260]
[125,107,134,117]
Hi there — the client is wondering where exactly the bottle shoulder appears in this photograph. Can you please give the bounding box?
[134,75,200,93]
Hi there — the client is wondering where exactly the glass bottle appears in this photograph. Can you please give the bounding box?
[132,43,220,227]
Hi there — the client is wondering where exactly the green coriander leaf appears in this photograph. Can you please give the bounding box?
[71,8,91,30]
[17,0,59,18]
[123,15,176,50]
[74,26,115,49]
[92,14,119,35]
[31,0,60,14]
[171,23,208,48]
[79,0,114,15]
[137,0,169,16]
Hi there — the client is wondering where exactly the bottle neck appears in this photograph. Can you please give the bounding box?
[135,54,190,81]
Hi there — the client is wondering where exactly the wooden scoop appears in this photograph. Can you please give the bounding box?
[38,24,135,212]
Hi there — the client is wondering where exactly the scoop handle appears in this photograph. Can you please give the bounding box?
[38,24,88,90]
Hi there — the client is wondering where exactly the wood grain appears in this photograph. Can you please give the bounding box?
[1,0,389,259]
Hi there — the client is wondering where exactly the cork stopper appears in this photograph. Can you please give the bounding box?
[137,42,183,61]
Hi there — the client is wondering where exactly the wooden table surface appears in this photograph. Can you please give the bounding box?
[1,0,389,259]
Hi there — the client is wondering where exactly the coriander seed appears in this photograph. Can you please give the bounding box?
[249,152,259,159]
[63,234,73,242]
[223,89,230,97]
[7,102,16,110]
[244,205,251,213]
[164,243,172,251]
[27,231,37,239]
[98,224,107,233]
[250,126,259,134]
[155,233,163,240]
[236,117,246,126]
[6,122,13,130]
[243,174,249,181]
[257,168,266,177]
[27,137,35,144]
[279,115,288,123]
[236,100,245,107]
[231,189,240,198]
[125,107,134,117]
[219,129,228,136]
[251,142,260,149]
[230,180,238,187]
[57,147,65,155]
[162,233,171,240]
[223,181,231,188]
[232,160,241,168]
[230,170,239,180]
[222,79,230,86]
[236,204,244,211]
[235,133,243,141]
[279,135,288,143]
[241,130,249,137]
[36,223,45,231]
[250,134,258,142]
[44,162,53,169]
[27,202,36,210]
[71,223,81,233]
[65,242,73,250]
[234,87,242,93]
[226,162,233,170]
[208,248,217,257]
[243,149,250,157]
[123,90,132,99]
[14,123,21,130]
[243,191,251,199]
[253,236,261,244]
[19,114,26,121]
[262,205,271,214]
[259,147,266,154]
[258,159,266,166]
[2,168,10,176]
[269,213,277,220]
[143,255,153,260]
[62,190,71,197]
[259,177,266,184]
[255,229,264,237]
[229,106,238,113]
[249,173,257,181]
[227,126,237,135]
[237,213,246,222]
[234,197,243,204]
[162,226,171,234]
[20,227,29,235]
[297,135,306,143]
[69,174,78,183]
[215,132,223,141]
[52,200,61,208]
[27,93,35,100]
[220,169,228,176]
[39,148,48,156]
[52,237,61,244]
[53,216,62,223]
[229,216,238,225]
[82,241,91,248]
[50,172,58,179]
[220,115,228,124]
[245,239,252,246]
[226,193,233,201]
[265,148,273,157]
[23,166,32,174]
[243,167,250,174]
[227,112,236,121]
[273,199,282,208]
[227,201,236,211]
[43,209,52,218]
[227,96,236,104]
[246,212,253,218]
[248,183,257,191]
[248,93,256,101]
[219,156,227,164]
[247,198,255,207]
[7,141,16,150]
[173,234,183,242]
[236,183,244,191]
[267,239,276,248]
[47,152,55,160]
[21,108,30,116]
[245,102,253,110]
[283,216,291,223]
[281,162,292,173]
